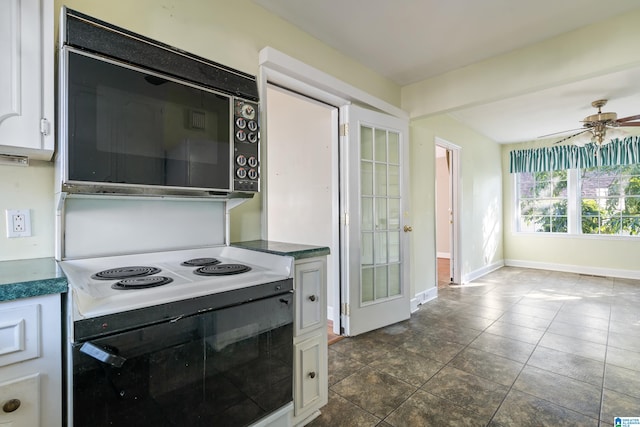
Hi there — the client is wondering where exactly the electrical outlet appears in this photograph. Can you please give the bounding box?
[6,209,32,238]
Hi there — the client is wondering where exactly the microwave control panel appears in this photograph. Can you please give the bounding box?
[233,99,260,192]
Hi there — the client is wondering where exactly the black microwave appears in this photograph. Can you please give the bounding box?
[57,8,260,196]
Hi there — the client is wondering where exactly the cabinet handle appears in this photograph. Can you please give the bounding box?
[3,398,21,413]
[308,295,317,302]
[308,371,316,379]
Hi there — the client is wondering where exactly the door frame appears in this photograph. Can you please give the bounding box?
[258,47,407,334]
[435,137,461,286]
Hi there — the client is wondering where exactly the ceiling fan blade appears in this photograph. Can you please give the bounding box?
[553,130,590,145]
[538,127,585,138]
[618,122,640,127]
[617,114,640,123]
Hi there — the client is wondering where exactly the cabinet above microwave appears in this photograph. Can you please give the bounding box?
[0,0,54,163]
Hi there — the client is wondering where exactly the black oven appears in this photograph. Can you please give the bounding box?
[69,280,293,427]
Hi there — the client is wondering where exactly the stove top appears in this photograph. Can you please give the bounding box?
[59,246,293,320]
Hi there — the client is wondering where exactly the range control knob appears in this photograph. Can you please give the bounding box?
[241,104,256,120]
[236,168,247,179]
[247,120,258,132]
[236,130,246,142]
[247,156,258,168]
[235,117,247,129]
[247,132,258,143]
[236,155,247,166]
[248,169,258,180]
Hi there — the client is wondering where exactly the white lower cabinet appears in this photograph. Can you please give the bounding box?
[0,294,61,427]
[294,334,327,418]
[0,373,39,427]
[292,257,328,426]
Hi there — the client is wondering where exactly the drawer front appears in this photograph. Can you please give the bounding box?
[0,304,40,367]
[0,373,40,427]
[294,334,327,417]
[295,259,325,336]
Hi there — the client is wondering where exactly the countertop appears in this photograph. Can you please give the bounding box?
[232,240,330,260]
[0,258,68,302]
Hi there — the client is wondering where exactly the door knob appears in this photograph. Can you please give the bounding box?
[403,225,413,232]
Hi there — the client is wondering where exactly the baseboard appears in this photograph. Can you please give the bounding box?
[411,287,438,312]
[462,260,505,284]
[504,259,640,280]
[437,252,450,259]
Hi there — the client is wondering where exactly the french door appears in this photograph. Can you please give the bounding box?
[341,105,410,336]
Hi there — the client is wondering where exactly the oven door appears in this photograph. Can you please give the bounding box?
[70,292,293,427]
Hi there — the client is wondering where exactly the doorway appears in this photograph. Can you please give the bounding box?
[259,47,411,337]
[435,139,461,286]
[264,85,340,334]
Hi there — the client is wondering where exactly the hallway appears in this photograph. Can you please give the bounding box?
[310,267,640,426]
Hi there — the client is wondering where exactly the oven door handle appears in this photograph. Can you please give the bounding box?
[80,342,127,368]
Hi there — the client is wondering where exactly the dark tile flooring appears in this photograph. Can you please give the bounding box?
[308,267,640,427]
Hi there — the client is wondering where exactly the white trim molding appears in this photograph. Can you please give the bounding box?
[505,259,640,280]
[411,287,438,313]
[462,260,505,284]
[258,47,407,119]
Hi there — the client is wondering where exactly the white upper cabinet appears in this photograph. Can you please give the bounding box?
[0,0,54,161]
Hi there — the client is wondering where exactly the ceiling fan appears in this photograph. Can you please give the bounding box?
[546,99,640,146]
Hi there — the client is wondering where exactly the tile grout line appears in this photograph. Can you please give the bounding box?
[598,282,613,426]
[484,282,570,426]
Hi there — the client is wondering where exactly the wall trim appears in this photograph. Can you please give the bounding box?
[411,287,438,313]
[436,252,450,259]
[504,259,640,280]
[462,260,505,284]
[259,47,407,119]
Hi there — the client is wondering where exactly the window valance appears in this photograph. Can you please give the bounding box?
[509,136,640,173]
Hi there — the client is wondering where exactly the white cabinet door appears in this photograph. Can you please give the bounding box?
[0,303,40,367]
[293,334,327,418]
[0,0,54,160]
[0,373,39,427]
[294,259,325,336]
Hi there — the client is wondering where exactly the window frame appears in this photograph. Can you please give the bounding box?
[514,165,640,238]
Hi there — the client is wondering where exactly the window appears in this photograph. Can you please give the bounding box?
[516,164,640,236]
[517,170,568,233]
[580,164,640,235]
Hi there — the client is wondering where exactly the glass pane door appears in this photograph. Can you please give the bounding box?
[360,125,401,304]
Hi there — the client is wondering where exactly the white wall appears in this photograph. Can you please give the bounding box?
[0,161,55,260]
[410,114,503,294]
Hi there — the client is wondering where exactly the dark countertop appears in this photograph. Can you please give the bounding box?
[0,258,68,302]
[232,240,330,260]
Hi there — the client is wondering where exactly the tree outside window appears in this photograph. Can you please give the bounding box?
[518,170,568,233]
[581,164,640,235]
[517,164,640,235]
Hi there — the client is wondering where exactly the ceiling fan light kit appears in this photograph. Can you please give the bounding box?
[550,99,640,146]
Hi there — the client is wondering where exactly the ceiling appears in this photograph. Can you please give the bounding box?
[253,0,640,143]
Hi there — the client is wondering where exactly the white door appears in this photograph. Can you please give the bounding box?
[341,105,410,336]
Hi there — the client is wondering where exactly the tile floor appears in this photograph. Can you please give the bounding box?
[308,267,640,427]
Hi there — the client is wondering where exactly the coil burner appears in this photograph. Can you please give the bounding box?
[181,258,221,267]
[111,276,174,290]
[92,266,161,280]
[194,264,252,276]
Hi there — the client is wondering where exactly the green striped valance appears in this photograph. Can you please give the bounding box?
[509,136,640,173]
